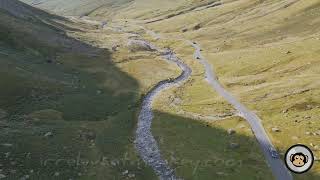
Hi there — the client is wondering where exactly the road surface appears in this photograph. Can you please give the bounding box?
[78,17,292,180]
[189,41,293,180]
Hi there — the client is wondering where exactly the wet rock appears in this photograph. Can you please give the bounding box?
[227,129,236,135]
[271,127,280,132]
[44,132,53,137]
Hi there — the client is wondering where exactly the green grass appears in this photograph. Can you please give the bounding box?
[2,0,320,179]
[0,2,159,179]
[0,1,184,179]
[152,111,273,180]
[125,0,320,178]
[0,42,158,179]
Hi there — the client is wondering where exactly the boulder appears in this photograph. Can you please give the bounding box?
[181,28,188,33]
[193,24,201,30]
[227,129,236,135]
[122,170,129,175]
[271,127,280,132]
[0,174,6,179]
[128,173,135,178]
[229,142,240,149]
[44,132,53,137]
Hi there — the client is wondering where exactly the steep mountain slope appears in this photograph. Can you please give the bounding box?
[132,0,320,179]
[0,1,173,179]
[86,0,320,179]
[2,0,319,179]
[20,0,133,16]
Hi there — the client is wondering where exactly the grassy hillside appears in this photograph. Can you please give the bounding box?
[0,0,178,179]
[2,0,320,179]
[151,0,320,179]
[20,0,133,16]
[89,0,320,179]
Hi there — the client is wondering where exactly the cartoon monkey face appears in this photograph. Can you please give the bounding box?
[290,152,308,167]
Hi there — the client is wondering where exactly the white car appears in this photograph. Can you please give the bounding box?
[269,147,280,159]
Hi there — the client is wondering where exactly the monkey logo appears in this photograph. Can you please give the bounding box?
[290,152,308,167]
[285,144,314,174]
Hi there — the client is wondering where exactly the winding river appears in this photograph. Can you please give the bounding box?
[135,47,191,180]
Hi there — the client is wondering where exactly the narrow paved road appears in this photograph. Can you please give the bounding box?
[135,46,191,180]
[189,41,293,180]
[80,17,292,179]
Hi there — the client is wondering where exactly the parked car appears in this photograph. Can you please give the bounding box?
[269,147,279,159]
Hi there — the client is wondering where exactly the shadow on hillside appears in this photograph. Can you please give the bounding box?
[0,1,156,179]
[0,1,318,180]
[152,111,320,180]
[0,0,140,121]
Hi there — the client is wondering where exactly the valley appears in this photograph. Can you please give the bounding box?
[0,0,319,179]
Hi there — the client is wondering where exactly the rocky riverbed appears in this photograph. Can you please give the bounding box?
[135,45,191,180]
